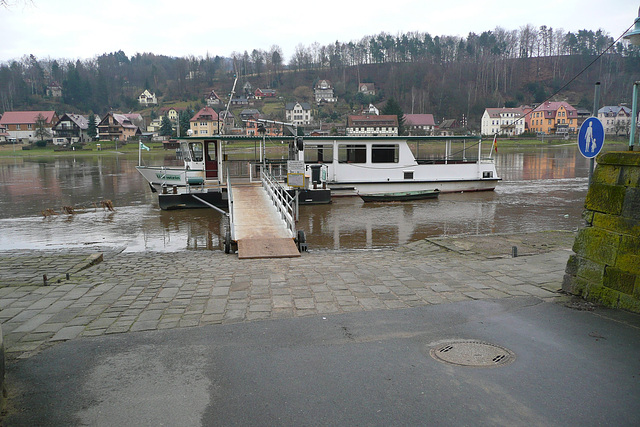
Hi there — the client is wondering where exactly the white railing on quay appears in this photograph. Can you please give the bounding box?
[260,168,295,238]
[226,168,235,241]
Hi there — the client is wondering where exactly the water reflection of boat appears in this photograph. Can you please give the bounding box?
[359,189,440,202]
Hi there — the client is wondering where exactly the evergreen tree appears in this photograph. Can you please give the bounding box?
[178,110,191,137]
[87,114,97,140]
[381,98,406,136]
[160,116,173,136]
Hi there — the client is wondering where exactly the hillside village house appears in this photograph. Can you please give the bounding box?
[358,83,376,96]
[437,119,461,136]
[219,110,236,128]
[314,80,336,103]
[0,111,59,141]
[147,118,163,134]
[481,107,527,136]
[52,113,99,143]
[138,90,157,106]
[239,109,260,122]
[285,102,313,126]
[230,97,249,106]
[361,104,380,115]
[598,105,631,135]
[346,115,398,137]
[159,107,184,122]
[47,82,62,98]
[206,89,221,107]
[190,106,221,136]
[404,114,436,135]
[254,88,276,99]
[98,113,142,141]
[529,101,577,135]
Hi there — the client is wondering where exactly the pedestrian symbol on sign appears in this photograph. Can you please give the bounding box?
[578,117,604,159]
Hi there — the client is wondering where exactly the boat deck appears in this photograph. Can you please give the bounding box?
[231,183,300,259]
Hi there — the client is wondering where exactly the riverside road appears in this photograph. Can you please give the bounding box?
[1,231,639,426]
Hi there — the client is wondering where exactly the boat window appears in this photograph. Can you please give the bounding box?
[404,171,414,180]
[338,144,366,163]
[189,142,203,162]
[371,144,399,163]
[207,141,217,161]
[304,144,333,163]
[180,142,192,162]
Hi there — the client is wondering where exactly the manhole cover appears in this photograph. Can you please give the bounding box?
[429,340,515,367]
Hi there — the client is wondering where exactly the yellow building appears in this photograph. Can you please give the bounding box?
[189,107,222,136]
[529,101,578,135]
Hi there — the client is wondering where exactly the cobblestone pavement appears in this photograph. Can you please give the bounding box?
[0,231,575,359]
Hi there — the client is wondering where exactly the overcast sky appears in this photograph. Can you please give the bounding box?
[1,0,638,63]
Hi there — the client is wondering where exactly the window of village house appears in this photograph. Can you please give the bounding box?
[304,144,333,163]
[16,125,20,130]
[338,144,366,163]
[372,144,399,163]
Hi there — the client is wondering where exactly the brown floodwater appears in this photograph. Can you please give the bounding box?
[0,143,598,252]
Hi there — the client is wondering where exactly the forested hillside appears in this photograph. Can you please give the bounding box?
[2,26,640,130]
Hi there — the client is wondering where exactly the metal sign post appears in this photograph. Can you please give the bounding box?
[578,117,605,185]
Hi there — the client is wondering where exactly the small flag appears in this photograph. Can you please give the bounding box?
[140,142,150,151]
[492,134,498,153]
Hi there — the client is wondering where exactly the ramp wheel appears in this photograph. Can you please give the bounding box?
[296,230,307,252]
[224,230,231,254]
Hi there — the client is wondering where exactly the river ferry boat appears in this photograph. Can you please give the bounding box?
[136,137,331,210]
[136,135,498,209]
[301,135,499,195]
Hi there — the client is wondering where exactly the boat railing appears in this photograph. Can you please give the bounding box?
[249,161,288,183]
[260,168,295,238]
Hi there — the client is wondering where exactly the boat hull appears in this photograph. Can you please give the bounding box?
[359,189,440,202]
[157,188,330,210]
[136,166,206,187]
[329,178,499,196]
[158,189,227,210]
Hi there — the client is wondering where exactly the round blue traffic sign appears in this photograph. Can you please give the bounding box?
[578,117,605,159]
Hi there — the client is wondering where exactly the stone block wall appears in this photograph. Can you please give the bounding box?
[563,151,640,312]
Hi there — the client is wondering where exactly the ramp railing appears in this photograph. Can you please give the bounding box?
[261,168,295,238]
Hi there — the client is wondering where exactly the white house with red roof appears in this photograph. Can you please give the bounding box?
[404,114,436,135]
[0,110,59,141]
[481,107,527,136]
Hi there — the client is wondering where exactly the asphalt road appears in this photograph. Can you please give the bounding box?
[5,296,640,426]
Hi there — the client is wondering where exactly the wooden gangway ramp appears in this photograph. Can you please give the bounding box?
[231,184,300,259]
